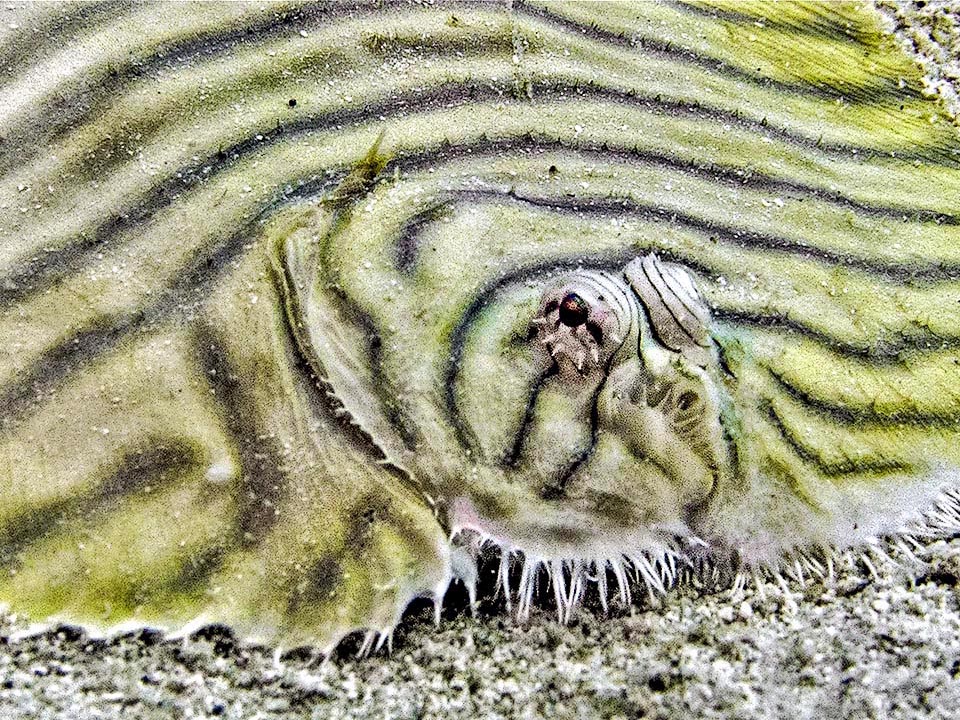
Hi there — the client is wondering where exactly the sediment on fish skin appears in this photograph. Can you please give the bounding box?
[0,1,958,650]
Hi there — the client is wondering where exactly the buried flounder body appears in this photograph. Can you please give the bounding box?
[1,1,960,652]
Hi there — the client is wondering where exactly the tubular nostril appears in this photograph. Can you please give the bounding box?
[558,293,589,327]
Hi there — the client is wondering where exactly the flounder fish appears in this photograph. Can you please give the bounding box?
[1,1,959,654]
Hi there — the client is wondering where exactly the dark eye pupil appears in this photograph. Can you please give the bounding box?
[677,390,698,411]
[558,293,589,327]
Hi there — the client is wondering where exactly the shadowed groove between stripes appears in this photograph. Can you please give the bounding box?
[392,187,960,285]
[3,103,956,316]
[513,0,925,102]
[0,1,384,174]
[2,0,951,178]
[0,0,132,78]
[761,400,914,478]
[712,308,960,362]
[764,365,960,428]
[666,0,890,46]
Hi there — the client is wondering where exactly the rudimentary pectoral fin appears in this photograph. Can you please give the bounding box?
[0,226,450,651]
[195,244,450,648]
[269,204,415,472]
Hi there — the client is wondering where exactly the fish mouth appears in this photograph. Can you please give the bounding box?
[445,495,701,623]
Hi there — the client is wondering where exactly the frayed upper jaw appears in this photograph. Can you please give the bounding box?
[445,493,701,564]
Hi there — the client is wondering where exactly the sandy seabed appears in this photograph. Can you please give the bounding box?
[2,2,959,718]
[1,541,959,720]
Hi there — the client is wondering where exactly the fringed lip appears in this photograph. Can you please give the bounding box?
[442,487,960,629]
[448,524,692,625]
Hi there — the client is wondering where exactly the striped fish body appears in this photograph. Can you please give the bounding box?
[1,1,960,650]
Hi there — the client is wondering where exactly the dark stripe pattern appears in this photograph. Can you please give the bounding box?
[0,0,959,648]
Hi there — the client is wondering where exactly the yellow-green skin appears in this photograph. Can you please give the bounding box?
[1,1,959,651]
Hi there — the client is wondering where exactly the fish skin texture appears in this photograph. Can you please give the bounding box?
[0,1,959,652]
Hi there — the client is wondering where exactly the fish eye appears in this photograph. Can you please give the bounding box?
[532,272,632,375]
[558,293,588,327]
